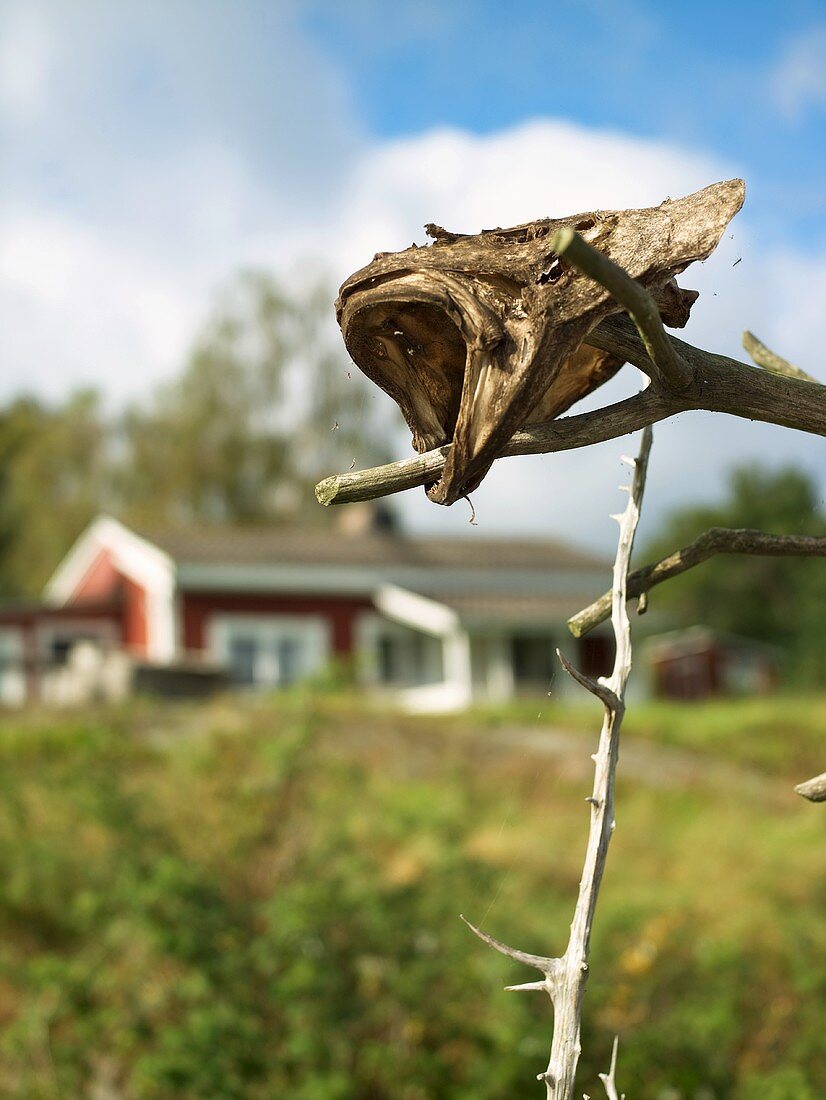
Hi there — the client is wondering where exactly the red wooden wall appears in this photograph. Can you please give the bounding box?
[180,591,374,656]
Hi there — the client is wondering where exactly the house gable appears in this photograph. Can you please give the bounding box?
[44,516,176,660]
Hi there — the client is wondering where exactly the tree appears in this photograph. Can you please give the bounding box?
[118,271,395,529]
[0,391,109,597]
[642,464,826,682]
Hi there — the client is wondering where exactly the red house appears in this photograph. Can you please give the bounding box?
[0,513,614,711]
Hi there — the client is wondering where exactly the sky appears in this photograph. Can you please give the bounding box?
[0,0,824,549]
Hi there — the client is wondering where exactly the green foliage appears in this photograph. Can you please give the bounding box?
[0,391,109,596]
[119,272,294,527]
[117,273,393,529]
[0,697,822,1098]
[643,464,826,683]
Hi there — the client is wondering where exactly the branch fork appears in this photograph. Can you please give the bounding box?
[567,525,826,807]
[316,319,825,509]
[556,648,619,711]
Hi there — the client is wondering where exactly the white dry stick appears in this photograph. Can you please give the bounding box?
[464,425,652,1100]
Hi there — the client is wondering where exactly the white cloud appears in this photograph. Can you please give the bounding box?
[770,25,826,119]
[299,119,741,280]
[0,208,201,397]
[0,0,362,401]
[2,116,752,404]
[287,122,826,546]
[0,6,54,122]
[0,22,823,549]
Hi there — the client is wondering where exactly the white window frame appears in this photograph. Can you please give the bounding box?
[208,613,331,689]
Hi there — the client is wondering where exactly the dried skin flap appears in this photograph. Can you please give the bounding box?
[337,179,745,505]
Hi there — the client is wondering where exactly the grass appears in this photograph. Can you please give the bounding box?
[468,691,826,779]
[0,691,822,1099]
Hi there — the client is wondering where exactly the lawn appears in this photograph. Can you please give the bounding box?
[471,691,826,779]
[0,692,822,1099]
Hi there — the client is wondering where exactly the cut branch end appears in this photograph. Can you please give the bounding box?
[794,772,826,803]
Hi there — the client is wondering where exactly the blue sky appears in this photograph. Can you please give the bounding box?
[305,0,826,248]
[0,0,823,544]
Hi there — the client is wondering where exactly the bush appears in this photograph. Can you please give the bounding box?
[0,697,821,1097]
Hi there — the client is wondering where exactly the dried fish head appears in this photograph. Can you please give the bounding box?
[337,179,744,505]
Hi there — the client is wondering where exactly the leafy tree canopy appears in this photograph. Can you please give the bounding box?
[642,464,826,682]
[0,391,109,598]
[118,271,394,528]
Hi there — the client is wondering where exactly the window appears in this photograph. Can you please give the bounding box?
[229,636,257,685]
[377,635,396,683]
[276,637,301,686]
[372,624,444,688]
[37,624,115,667]
[49,637,73,667]
[578,633,615,678]
[211,615,329,690]
[511,633,555,687]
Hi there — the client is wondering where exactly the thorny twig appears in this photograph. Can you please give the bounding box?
[464,427,652,1100]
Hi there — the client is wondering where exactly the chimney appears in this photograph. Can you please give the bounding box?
[335,501,399,536]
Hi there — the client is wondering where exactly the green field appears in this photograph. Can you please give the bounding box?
[0,693,822,1099]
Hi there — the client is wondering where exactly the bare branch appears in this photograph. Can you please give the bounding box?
[795,772,826,803]
[315,316,826,508]
[743,330,818,384]
[316,383,667,505]
[316,444,453,506]
[506,980,552,994]
[568,528,826,638]
[552,227,691,391]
